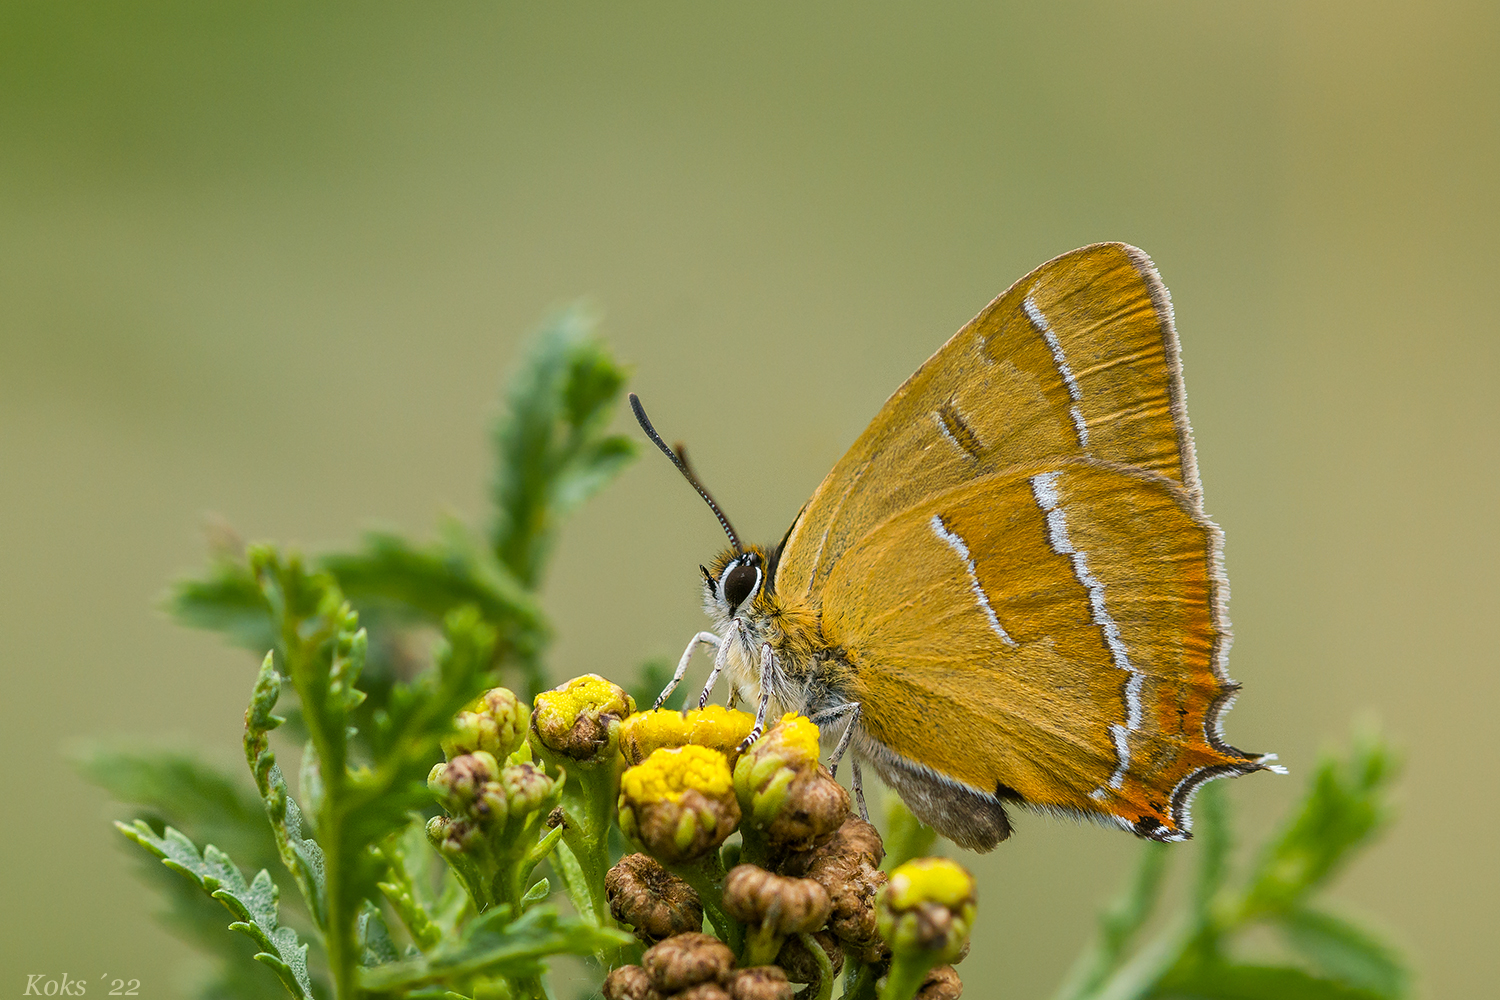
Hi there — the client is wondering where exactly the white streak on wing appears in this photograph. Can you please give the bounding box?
[1070,405,1090,447]
[1108,724,1131,789]
[931,411,967,457]
[929,514,1018,648]
[1124,670,1144,731]
[1024,294,1083,403]
[1029,470,1148,791]
[1031,469,1061,509]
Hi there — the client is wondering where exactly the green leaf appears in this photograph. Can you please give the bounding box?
[244,652,328,924]
[166,555,274,653]
[1241,732,1398,918]
[347,608,497,868]
[377,819,446,950]
[519,878,550,908]
[77,746,281,883]
[322,525,544,656]
[117,821,314,1000]
[882,798,937,872]
[489,303,636,590]
[359,904,631,995]
[123,852,298,1000]
[359,900,401,966]
[1278,908,1409,1000]
[1151,962,1385,1000]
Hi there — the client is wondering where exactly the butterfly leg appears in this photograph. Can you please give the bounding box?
[810,702,862,779]
[697,620,741,710]
[812,701,870,819]
[655,631,721,710]
[736,642,777,753]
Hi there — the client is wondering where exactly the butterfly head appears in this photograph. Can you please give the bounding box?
[701,545,776,624]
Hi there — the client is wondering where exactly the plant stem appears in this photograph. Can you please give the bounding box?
[878,954,934,1000]
[801,932,836,1000]
[1086,918,1193,1000]
[845,960,878,1000]
[669,855,742,955]
[742,925,783,967]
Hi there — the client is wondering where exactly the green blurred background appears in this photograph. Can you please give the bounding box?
[2,2,1496,996]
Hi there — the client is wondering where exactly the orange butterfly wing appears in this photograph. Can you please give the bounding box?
[777,243,1202,602]
[771,243,1265,843]
[816,459,1257,841]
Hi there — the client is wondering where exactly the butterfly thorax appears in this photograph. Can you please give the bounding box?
[701,544,849,719]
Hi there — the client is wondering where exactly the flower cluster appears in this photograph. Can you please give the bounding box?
[427,681,976,1000]
[606,709,975,1000]
[603,932,794,1000]
[425,687,563,913]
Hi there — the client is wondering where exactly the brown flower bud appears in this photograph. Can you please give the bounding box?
[782,817,889,960]
[765,765,851,853]
[606,853,704,944]
[783,815,885,873]
[428,751,499,811]
[775,929,844,985]
[531,674,635,761]
[674,985,733,1000]
[602,964,662,1000]
[722,864,832,936]
[641,932,736,993]
[725,967,793,1000]
[916,964,964,1000]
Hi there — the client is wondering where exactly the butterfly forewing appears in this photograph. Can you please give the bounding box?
[776,243,1199,603]
[816,458,1251,839]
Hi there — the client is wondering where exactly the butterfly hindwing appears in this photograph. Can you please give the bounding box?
[817,458,1256,842]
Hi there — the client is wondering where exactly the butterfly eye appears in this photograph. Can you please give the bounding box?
[722,561,760,611]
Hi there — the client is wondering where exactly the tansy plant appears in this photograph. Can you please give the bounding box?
[84,308,1410,1000]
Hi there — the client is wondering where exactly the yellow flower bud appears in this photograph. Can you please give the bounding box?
[618,746,740,864]
[530,674,635,761]
[733,715,849,852]
[877,858,977,965]
[620,705,758,766]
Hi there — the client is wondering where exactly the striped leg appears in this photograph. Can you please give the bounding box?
[810,702,862,778]
[736,642,777,753]
[655,631,720,710]
[697,620,741,709]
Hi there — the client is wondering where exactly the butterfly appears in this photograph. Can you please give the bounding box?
[632,243,1279,850]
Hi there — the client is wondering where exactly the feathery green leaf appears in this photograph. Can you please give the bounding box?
[359,904,630,995]
[489,304,636,591]
[117,821,314,1000]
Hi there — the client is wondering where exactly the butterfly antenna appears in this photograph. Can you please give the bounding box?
[629,393,743,553]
